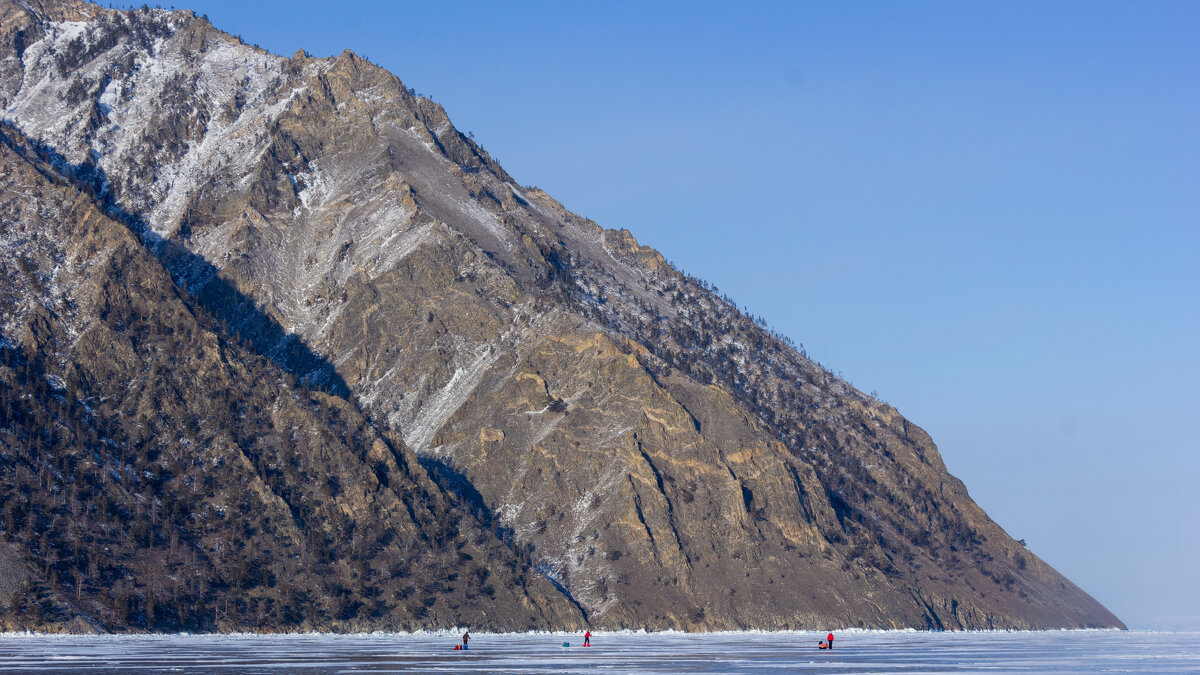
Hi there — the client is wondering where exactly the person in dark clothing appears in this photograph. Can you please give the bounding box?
[827,632,835,649]
[462,631,470,649]
[583,630,591,647]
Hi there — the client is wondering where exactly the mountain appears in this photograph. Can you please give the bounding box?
[0,122,582,633]
[0,0,1122,632]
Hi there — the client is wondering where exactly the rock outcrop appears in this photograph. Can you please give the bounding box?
[0,0,1122,631]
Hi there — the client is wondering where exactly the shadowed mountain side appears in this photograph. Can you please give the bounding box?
[0,129,583,632]
[0,121,350,398]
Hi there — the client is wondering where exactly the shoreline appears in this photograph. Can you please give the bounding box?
[0,626,1145,639]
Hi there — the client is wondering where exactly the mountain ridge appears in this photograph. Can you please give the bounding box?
[0,0,1122,631]
[0,121,584,632]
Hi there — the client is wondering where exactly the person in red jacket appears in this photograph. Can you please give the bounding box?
[583,630,591,647]
[827,632,835,649]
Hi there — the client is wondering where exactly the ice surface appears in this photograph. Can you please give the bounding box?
[0,630,1195,674]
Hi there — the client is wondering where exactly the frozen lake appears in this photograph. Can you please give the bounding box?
[0,630,1195,673]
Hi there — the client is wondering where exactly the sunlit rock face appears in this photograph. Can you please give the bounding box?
[0,0,1122,631]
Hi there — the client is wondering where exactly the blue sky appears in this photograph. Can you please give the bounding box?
[148,0,1198,629]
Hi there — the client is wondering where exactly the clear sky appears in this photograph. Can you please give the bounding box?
[141,0,1199,630]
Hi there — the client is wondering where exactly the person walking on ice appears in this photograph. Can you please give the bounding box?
[826,632,835,650]
[462,631,470,650]
[583,630,591,647]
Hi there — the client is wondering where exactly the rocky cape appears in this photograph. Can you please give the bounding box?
[0,0,1122,632]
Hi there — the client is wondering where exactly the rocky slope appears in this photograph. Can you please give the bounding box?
[0,0,1122,630]
[0,125,581,632]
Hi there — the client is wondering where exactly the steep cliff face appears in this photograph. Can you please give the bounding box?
[0,0,1121,630]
